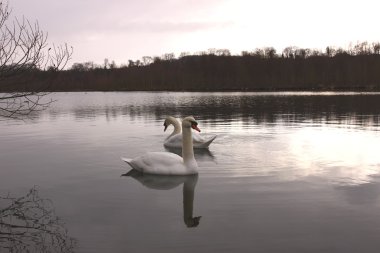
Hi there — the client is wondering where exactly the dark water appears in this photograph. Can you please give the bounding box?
[1,92,380,252]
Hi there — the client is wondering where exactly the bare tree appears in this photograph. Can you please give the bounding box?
[282,46,297,58]
[141,56,153,65]
[109,60,117,69]
[263,47,276,59]
[372,42,380,54]
[253,48,265,58]
[241,50,254,56]
[103,58,109,69]
[179,52,190,58]
[215,49,231,56]
[0,187,76,252]
[0,1,73,119]
[161,53,175,61]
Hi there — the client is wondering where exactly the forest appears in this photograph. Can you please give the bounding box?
[3,41,380,92]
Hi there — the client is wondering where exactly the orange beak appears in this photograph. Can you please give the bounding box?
[191,124,201,132]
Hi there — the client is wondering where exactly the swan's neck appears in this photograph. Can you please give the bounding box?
[167,117,181,139]
[182,127,197,168]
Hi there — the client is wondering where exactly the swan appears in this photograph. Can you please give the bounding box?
[122,116,200,175]
[163,116,216,149]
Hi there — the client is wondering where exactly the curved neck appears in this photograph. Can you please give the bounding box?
[167,117,181,138]
[182,127,196,168]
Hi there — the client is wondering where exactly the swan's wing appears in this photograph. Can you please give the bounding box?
[164,134,182,148]
[164,133,217,148]
[121,157,135,168]
[123,152,186,175]
[193,132,216,142]
[193,134,217,148]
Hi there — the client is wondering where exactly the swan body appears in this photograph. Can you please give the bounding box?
[122,116,200,175]
[163,116,216,149]
[121,152,196,175]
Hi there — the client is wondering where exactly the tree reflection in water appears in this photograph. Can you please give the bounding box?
[0,187,75,253]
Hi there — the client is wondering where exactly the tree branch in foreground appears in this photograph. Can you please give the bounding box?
[0,1,73,119]
[0,187,76,252]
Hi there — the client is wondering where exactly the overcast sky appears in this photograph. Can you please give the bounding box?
[9,0,380,67]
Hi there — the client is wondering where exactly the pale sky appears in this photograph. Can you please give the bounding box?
[9,0,380,67]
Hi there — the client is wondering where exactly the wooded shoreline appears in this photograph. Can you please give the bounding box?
[4,43,380,92]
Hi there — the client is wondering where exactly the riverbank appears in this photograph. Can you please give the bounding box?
[2,53,380,92]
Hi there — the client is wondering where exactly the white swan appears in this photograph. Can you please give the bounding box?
[163,116,216,149]
[122,116,200,175]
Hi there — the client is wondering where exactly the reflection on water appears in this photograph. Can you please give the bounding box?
[2,92,380,252]
[278,127,380,185]
[122,170,201,228]
[0,187,75,253]
[3,92,379,186]
[334,174,380,205]
[15,92,380,127]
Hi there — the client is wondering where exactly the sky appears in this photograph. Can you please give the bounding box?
[9,0,380,67]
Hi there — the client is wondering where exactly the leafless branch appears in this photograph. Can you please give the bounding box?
[0,187,76,252]
[0,1,73,119]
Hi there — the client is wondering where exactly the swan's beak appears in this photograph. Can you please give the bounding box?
[191,124,201,132]
[186,216,202,227]
[163,123,168,132]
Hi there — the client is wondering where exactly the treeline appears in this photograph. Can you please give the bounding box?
[3,41,380,92]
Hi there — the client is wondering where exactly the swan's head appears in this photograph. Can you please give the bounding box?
[185,216,202,227]
[163,116,177,132]
[182,116,201,132]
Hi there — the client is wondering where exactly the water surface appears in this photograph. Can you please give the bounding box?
[1,92,380,252]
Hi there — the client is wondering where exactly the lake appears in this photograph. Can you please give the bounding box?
[1,92,380,252]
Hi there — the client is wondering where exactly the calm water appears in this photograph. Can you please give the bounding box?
[1,92,380,252]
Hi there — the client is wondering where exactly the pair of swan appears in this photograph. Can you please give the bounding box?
[122,116,203,175]
[163,116,216,149]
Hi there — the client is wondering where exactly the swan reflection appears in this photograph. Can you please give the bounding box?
[0,187,76,252]
[122,170,201,227]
